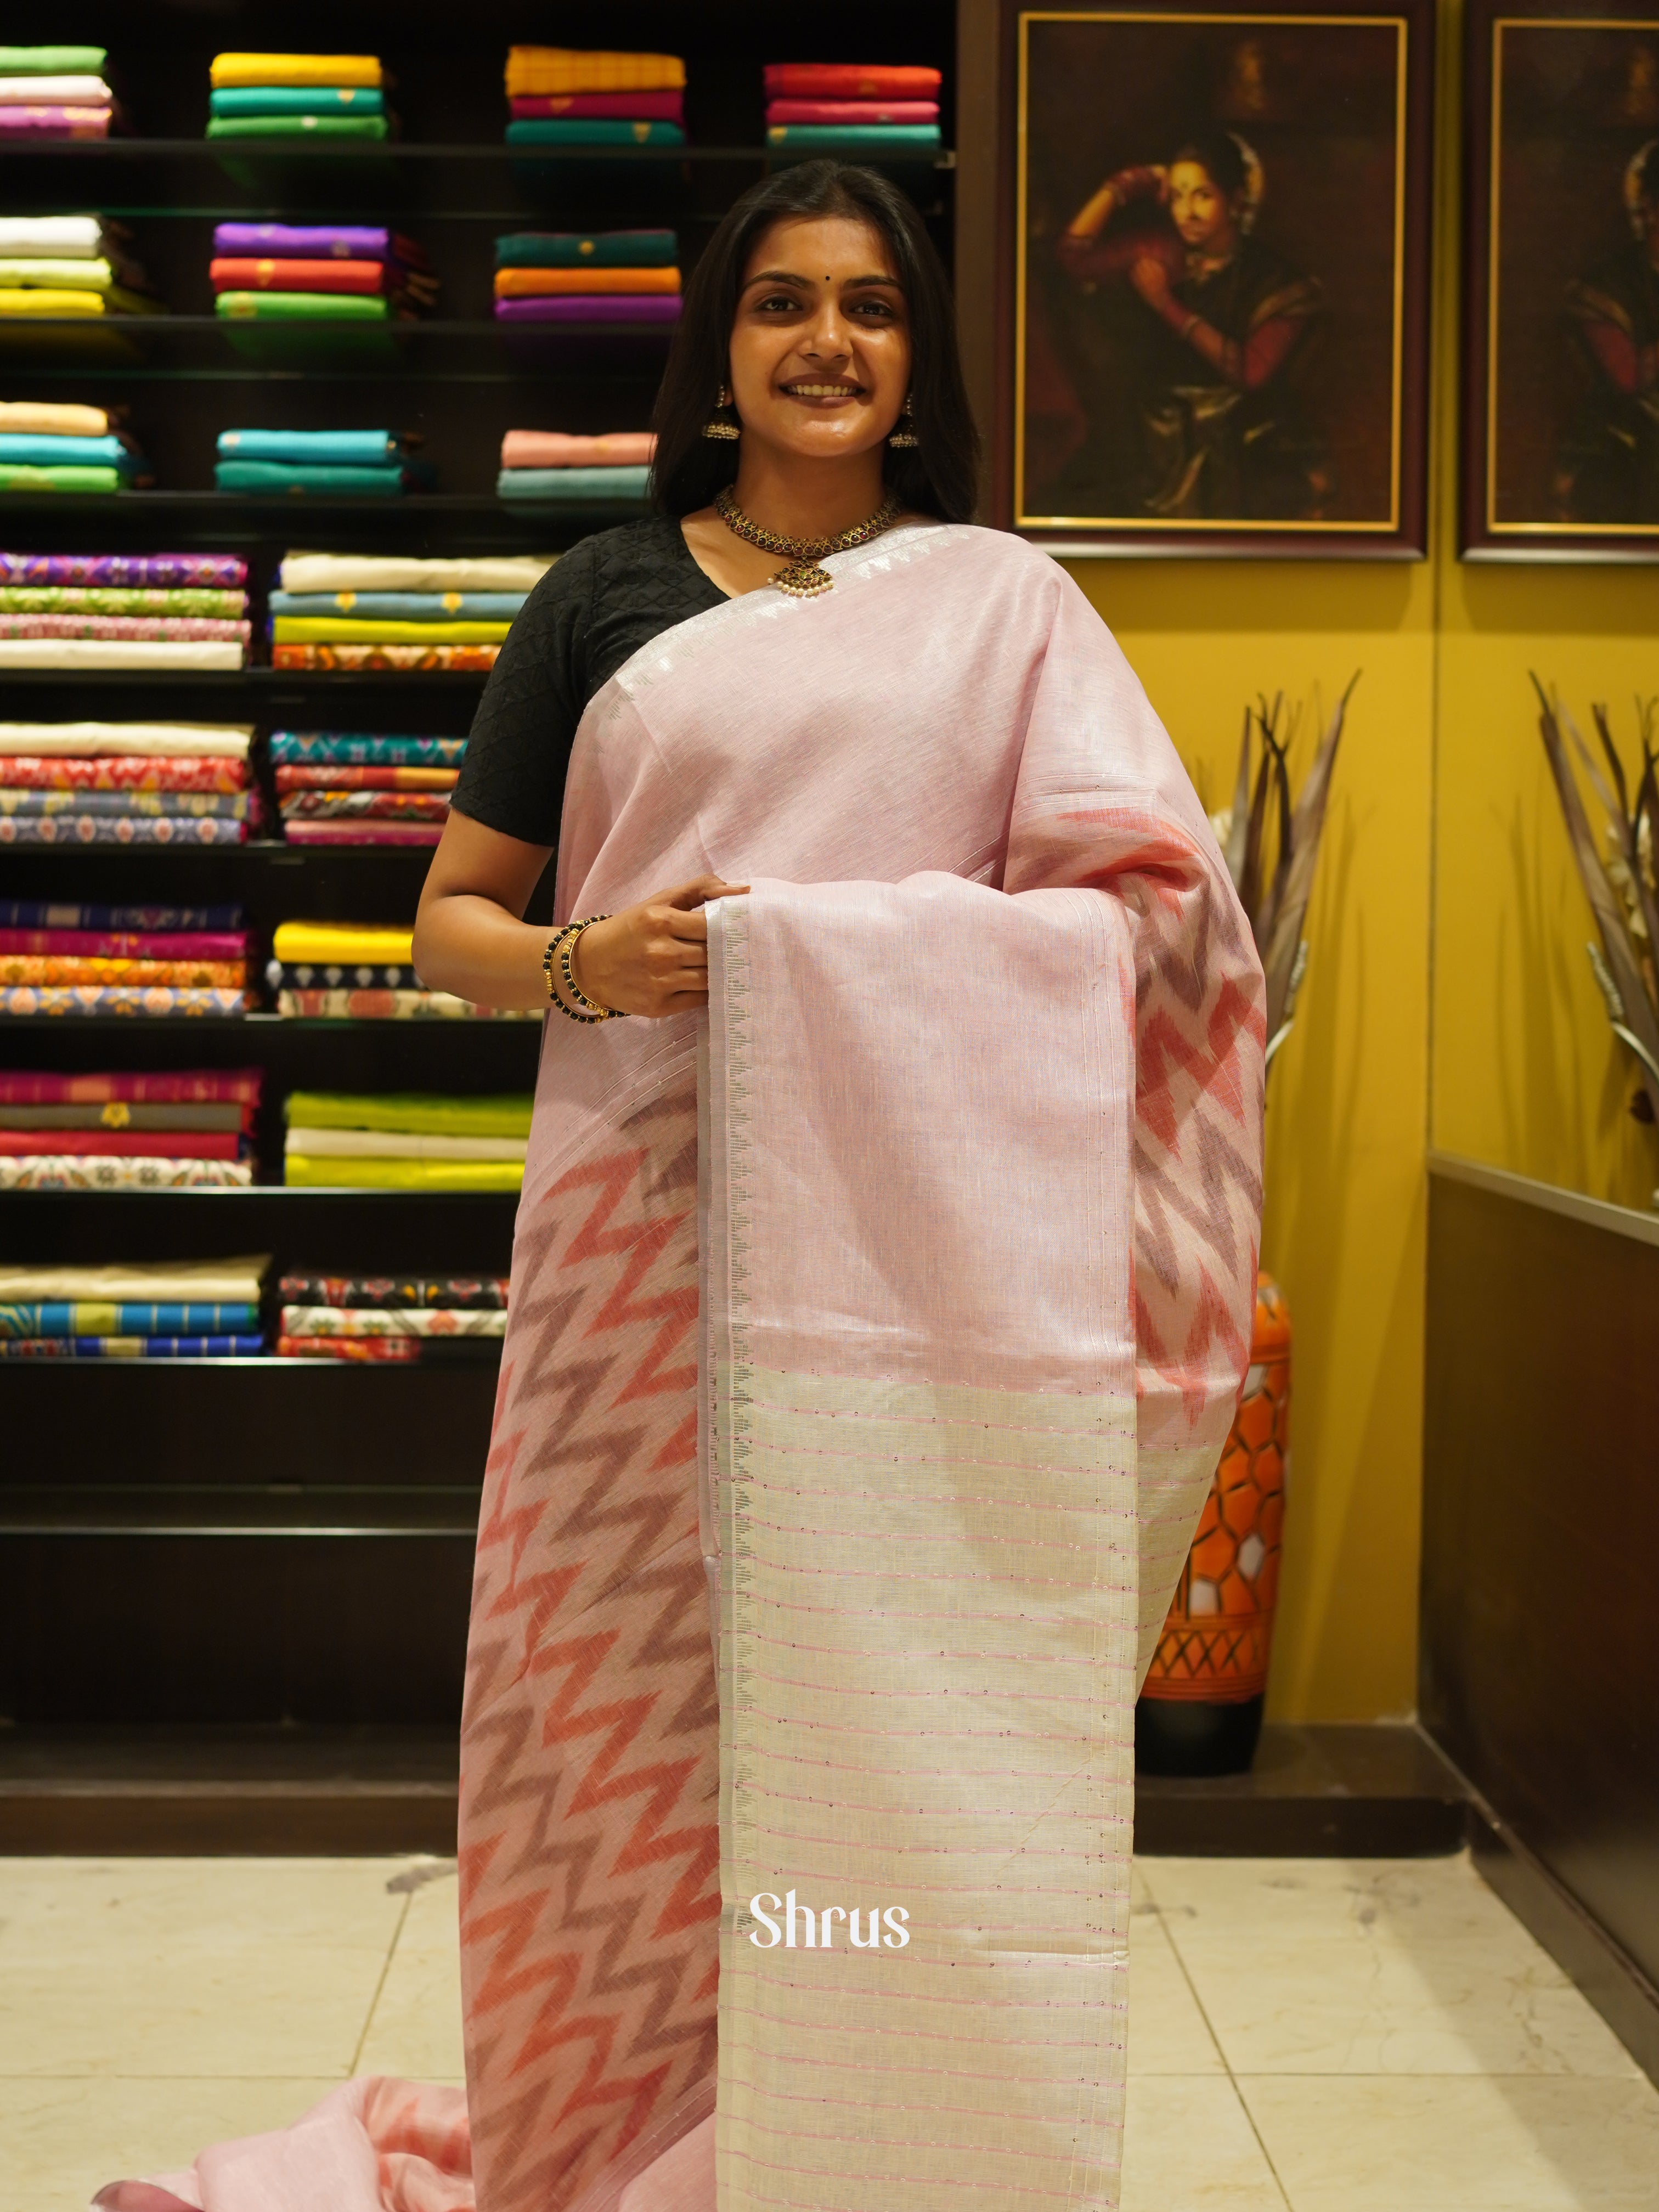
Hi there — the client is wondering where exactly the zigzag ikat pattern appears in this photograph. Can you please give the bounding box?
[459,1084,720,2212]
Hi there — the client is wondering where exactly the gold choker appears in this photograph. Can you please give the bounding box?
[714,487,900,597]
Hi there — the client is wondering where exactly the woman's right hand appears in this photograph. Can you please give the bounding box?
[567,874,750,1019]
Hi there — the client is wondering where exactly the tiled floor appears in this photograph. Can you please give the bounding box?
[4,1850,1657,2211]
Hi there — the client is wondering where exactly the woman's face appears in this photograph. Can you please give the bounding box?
[1167,161,1239,254]
[725,214,912,464]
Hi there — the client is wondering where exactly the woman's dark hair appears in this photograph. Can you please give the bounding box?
[1172,131,1249,202]
[651,161,979,521]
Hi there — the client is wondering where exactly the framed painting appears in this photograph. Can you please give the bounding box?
[978,0,1433,555]
[1465,1,1659,556]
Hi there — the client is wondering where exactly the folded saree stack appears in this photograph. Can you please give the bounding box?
[0,401,151,495]
[269,920,534,1014]
[494,226,681,331]
[0,552,249,668]
[268,550,550,672]
[503,47,686,150]
[497,427,653,503]
[0,213,162,319]
[270,731,469,842]
[206,53,392,141]
[0,895,250,1013]
[0,1255,266,1350]
[217,429,433,499]
[282,1090,533,1190]
[278,1269,510,1361]
[764,62,944,160]
[0,1067,261,1189]
[211,223,436,324]
[0,46,115,139]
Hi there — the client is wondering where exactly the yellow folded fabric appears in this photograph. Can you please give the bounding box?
[0,402,109,435]
[494,266,681,298]
[210,53,383,88]
[272,921,414,964]
[505,46,685,95]
[0,258,119,291]
[0,290,108,317]
[272,617,513,646]
[284,1155,525,1192]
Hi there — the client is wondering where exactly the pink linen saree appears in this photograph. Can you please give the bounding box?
[105,522,1262,2212]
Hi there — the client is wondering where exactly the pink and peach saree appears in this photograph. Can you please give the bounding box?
[109,522,1262,2212]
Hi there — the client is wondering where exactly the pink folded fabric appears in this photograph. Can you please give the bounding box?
[0,106,111,137]
[0,616,250,643]
[281,822,443,845]
[499,430,656,469]
[509,92,682,120]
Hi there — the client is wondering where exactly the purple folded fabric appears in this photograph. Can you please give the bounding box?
[0,552,249,588]
[493,296,682,325]
[211,223,421,265]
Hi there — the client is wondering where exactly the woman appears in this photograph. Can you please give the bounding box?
[98,161,1263,2212]
[1056,131,1323,518]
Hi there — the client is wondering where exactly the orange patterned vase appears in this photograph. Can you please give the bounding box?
[1136,1273,1289,1775]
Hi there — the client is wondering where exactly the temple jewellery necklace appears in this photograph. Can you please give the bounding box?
[714,484,901,599]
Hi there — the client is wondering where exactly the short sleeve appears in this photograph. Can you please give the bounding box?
[449,543,595,847]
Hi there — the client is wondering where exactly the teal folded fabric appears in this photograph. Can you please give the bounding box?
[505,120,686,147]
[497,465,650,500]
[269,590,526,620]
[215,460,409,495]
[208,87,386,118]
[218,430,405,465]
[765,124,942,156]
[0,434,135,469]
[494,229,678,268]
[206,115,390,140]
[0,465,125,493]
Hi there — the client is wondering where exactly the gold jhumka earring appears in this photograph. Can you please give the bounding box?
[701,384,741,441]
[887,393,919,449]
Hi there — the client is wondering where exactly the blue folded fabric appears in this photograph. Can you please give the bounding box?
[0,1303,260,1336]
[215,460,435,496]
[208,87,387,117]
[0,434,138,470]
[505,120,687,147]
[270,732,468,766]
[269,590,528,620]
[217,430,406,465]
[496,465,651,501]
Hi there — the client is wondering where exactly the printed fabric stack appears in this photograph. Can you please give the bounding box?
[216,430,432,499]
[498,428,653,504]
[504,47,685,150]
[271,732,466,846]
[0,551,249,669]
[0,1067,260,1189]
[764,63,944,162]
[269,921,534,1016]
[206,53,392,142]
[268,551,549,673]
[494,228,680,335]
[0,899,250,1016]
[278,1271,509,1363]
[0,736,254,850]
[0,44,115,140]
[0,1256,267,1354]
[211,223,436,326]
[0,213,162,319]
[0,402,151,495]
[283,1091,533,1192]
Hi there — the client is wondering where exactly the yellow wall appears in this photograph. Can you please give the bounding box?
[1057,0,1657,1720]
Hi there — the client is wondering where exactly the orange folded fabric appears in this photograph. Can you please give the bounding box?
[493,265,681,299]
[500,430,656,470]
[505,47,685,96]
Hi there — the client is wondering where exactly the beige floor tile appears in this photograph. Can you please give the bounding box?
[1121,2075,1289,2210]
[0,2074,343,2212]
[357,1866,466,2080]
[1240,2074,1659,2211]
[1141,1855,1638,2078]
[1128,1899,1226,2075]
[0,1857,413,2079]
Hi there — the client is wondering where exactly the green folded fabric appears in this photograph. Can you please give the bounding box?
[0,46,106,72]
[765,124,943,156]
[215,292,392,321]
[206,115,391,140]
[208,87,386,117]
[0,586,244,614]
[495,229,678,268]
[0,464,124,493]
[496,466,650,501]
[215,460,407,496]
[284,1156,524,1192]
[285,1091,534,1137]
[505,120,685,147]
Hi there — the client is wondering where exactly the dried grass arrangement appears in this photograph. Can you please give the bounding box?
[1531,679,1659,1133]
[1207,676,1359,1073]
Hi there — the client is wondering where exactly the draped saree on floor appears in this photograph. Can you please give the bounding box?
[102,523,1262,2212]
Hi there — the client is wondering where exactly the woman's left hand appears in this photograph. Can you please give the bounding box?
[567,874,750,1019]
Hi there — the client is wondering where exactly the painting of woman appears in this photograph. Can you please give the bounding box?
[1557,138,1659,524]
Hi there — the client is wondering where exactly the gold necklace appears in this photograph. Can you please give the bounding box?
[714,486,901,598]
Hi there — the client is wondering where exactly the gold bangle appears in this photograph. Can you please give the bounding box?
[544,916,629,1024]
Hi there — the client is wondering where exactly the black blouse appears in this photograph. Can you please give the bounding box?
[450,516,729,848]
